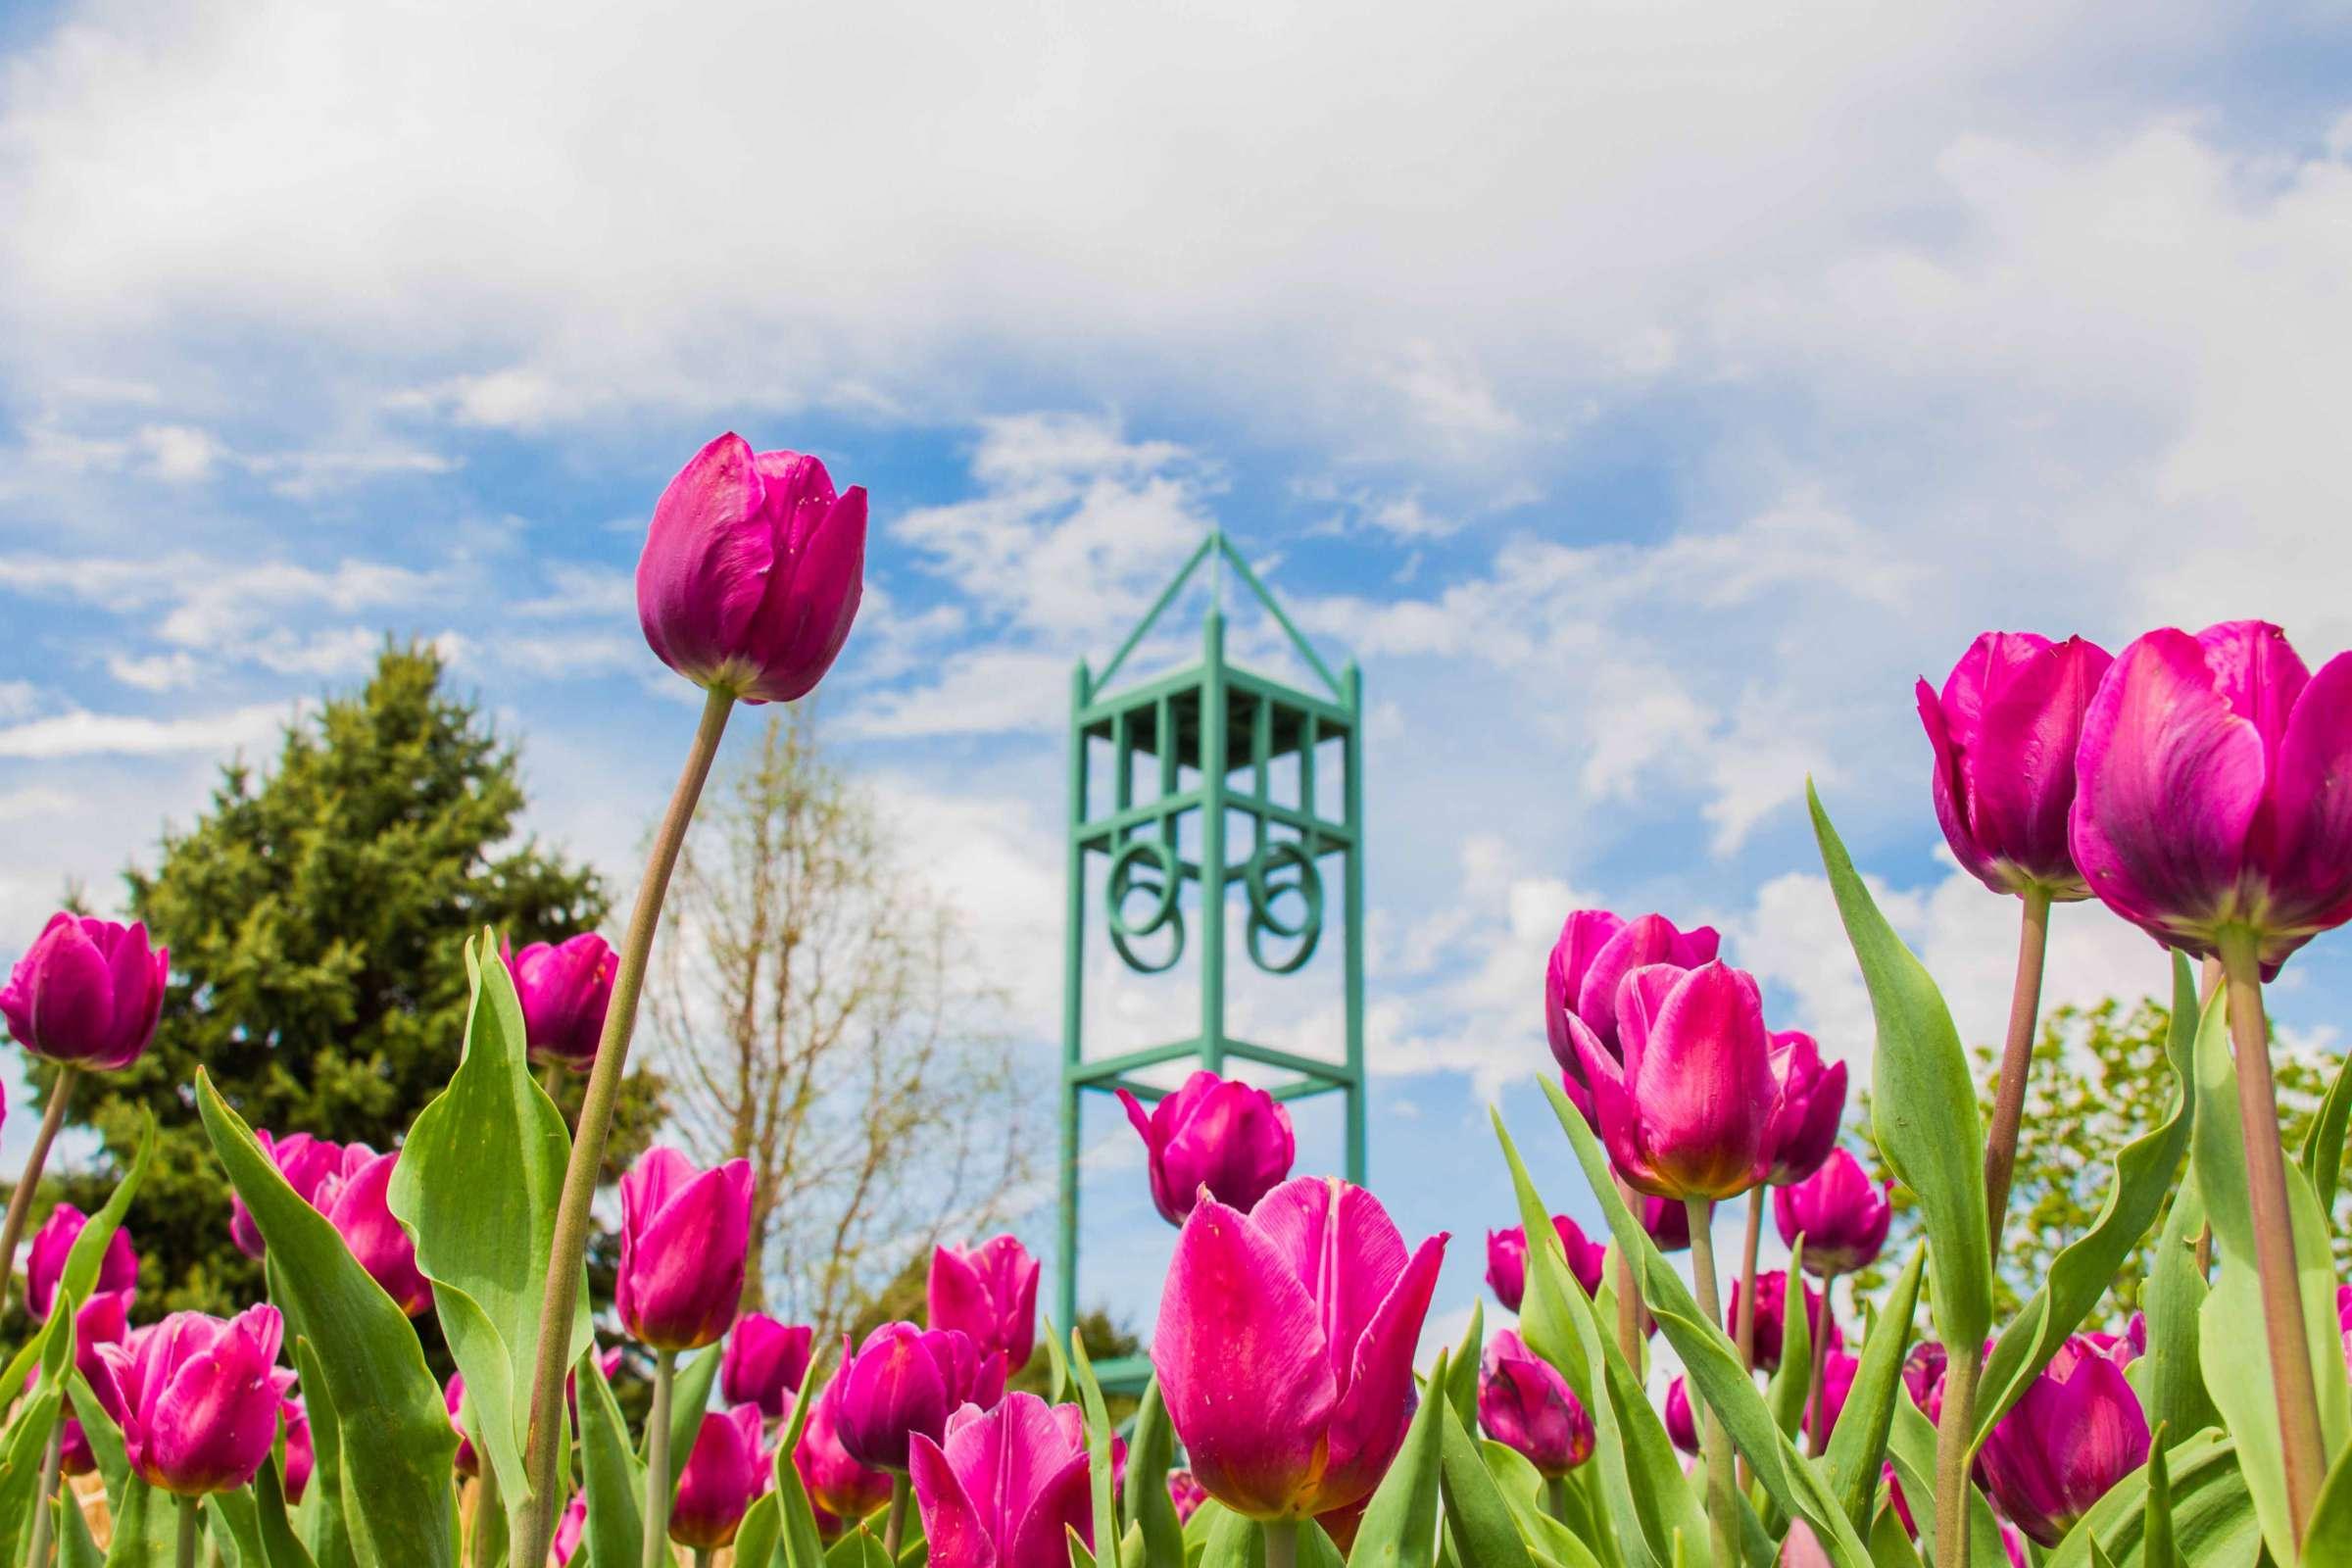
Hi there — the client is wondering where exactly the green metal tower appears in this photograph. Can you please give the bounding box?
[1056,531,1366,1391]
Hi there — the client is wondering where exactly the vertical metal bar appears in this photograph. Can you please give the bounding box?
[1342,662,1367,1185]
[1200,611,1228,1074]
[1058,662,1093,1335]
[1301,712,1318,834]
[1251,693,1270,864]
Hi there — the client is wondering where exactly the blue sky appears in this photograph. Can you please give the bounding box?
[3,0,2352,1351]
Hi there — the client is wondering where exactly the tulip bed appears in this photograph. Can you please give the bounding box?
[2,436,2349,1568]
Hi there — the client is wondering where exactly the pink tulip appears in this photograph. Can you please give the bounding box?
[548,1494,588,1566]
[834,1323,1006,1473]
[1664,1376,1698,1455]
[2071,620,2352,976]
[637,433,867,705]
[1772,1150,1891,1276]
[1975,1335,2149,1545]
[24,1202,137,1319]
[721,1312,815,1420]
[507,933,617,1071]
[93,1303,287,1495]
[617,1147,754,1351]
[1801,1348,1859,1445]
[230,1131,350,1260]
[1116,1070,1297,1227]
[1566,961,1778,1200]
[1478,1331,1593,1478]
[1546,911,1720,1119]
[1486,1215,1606,1311]
[282,1398,315,1502]
[797,1370,895,1524]
[1154,1175,1446,1524]
[1760,1031,1847,1187]
[670,1403,769,1548]
[0,912,167,1070]
[319,1148,432,1318]
[1905,1342,1948,1422]
[1167,1469,1209,1525]
[928,1234,1040,1370]
[911,1392,1098,1568]
[1729,1270,1841,1375]
[1919,633,2114,901]
[1640,1194,1691,1252]
[447,1371,479,1476]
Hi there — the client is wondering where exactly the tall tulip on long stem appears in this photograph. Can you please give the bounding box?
[1684,1199,1739,1566]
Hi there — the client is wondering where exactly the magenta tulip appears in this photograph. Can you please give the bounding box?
[798,1371,896,1523]
[670,1404,769,1548]
[1566,961,1778,1200]
[1477,1330,1593,1478]
[549,1494,588,1566]
[282,1398,315,1503]
[1546,910,1721,1118]
[1918,633,2114,901]
[1904,1342,1947,1418]
[229,1131,350,1260]
[1664,1376,1698,1455]
[1730,1270,1840,1375]
[93,1303,287,1495]
[1801,1348,1859,1445]
[1486,1215,1606,1311]
[1167,1470,1209,1525]
[0,911,167,1070]
[45,1289,130,1476]
[507,933,616,1071]
[1760,1031,1847,1187]
[1640,1194,1691,1252]
[618,1147,755,1351]
[447,1371,479,1476]
[722,1313,816,1420]
[2071,620,2352,975]
[833,1322,1006,1473]
[24,1201,137,1319]
[1116,1070,1297,1227]
[928,1234,1040,1370]
[1975,1335,2149,1545]
[1773,1150,1891,1277]
[637,433,867,705]
[911,1392,1098,1568]
[319,1148,432,1318]
[1154,1175,1446,1524]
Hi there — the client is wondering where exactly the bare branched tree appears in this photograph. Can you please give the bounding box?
[645,706,1030,1340]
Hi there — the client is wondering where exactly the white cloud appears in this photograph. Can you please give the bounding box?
[842,649,1074,740]
[0,701,301,759]
[106,651,201,691]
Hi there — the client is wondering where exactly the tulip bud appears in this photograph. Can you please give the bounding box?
[1116,1071,1296,1227]
[670,1404,769,1549]
[1772,1150,1891,1277]
[1167,1469,1209,1525]
[93,1304,286,1495]
[797,1370,895,1525]
[1760,1031,1847,1186]
[1567,961,1778,1200]
[25,1201,137,1320]
[1486,1215,1605,1311]
[1975,1335,2149,1545]
[1664,1376,1699,1455]
[1477,1331,1593,1478]
[1904,1342,1947,1421]
[230,1131,349,1260]
[721,1313,816,1420]
[282,1398,315,1503]
[911,1392,1098,1568]
[1729,1270,1840,1375]
[834,1323,1006,1473]
[507,933,617,1071]
[2071,621,2352,976]
[928,1234,1040,1370]
[1546,911,1720,1119]
[637,433,867,705]
[0,912,168,1070]
[1155,1175,1446,1524]
[319,1149,432,1318]
[1918,632,2113,901]
[617,1147,755,1351]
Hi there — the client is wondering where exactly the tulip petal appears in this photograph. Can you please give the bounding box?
[744,485,867,704]
[637,433,777,686]
[1919,676,1998,888]
[1005,1447,1096,1568]
[30,924,117,1065]
[910,1434,1001,1568]
[1249,1177,1408,1396]
[1963,639,2089,883]
[2198,620,2309,765]
[1319,1233,1447,1508]
[2260,651,2352,933]
[1622,963,1775,1197]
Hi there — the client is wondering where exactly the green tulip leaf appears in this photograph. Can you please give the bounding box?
[290,1336,358,1568]
[2141,1168,2219,1450]
[1821,1247,1924,1539]
[210,1487,268,1565]
[59,1479,105,1568]
[0,1384,62,1565]
[2140,1431,2176,1568]
[70,1369,129,1500]
[1867,1505,1924,1568]
[1345,1346,1448,1567]
[2302,1032,2352,1222]
[1764,1235,1815,1447]
[1200,1508,1261,1568]
[2043,1430,2253,1568]
[102,1478,174,1568]
[1043,1314,1072,1406]
[1476,1440,1607,1568]
[733,1491,782,1568]
[1446,1300,1485,1437]
[579,1342,644,1568]
[768,1347,833,1568]
[1122,1378,1187,1568]
[257,1452,323,1568]
[1068,1326,1122,1563]
[1436,1396,1540,1568]
[1809,785,1992,1351]
[198,1068,460,1568]
[825,1527,892,1566]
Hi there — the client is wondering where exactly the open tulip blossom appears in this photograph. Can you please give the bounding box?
[926,1233,1041,1370]
[909,1392,1099,1568]
[1545,909,1721,1119]
[1116,1069,1298,1226]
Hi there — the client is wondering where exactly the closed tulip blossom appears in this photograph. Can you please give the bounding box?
[1975,1336,2150,1545]
[1116,1071,1297,1226]
[834,1323,1007,1473]
[1545,911,1721,1118]
[229,1131,350,1260]
[910,1392,1098,1568]
[0,911,168,1070]
[637,433,868,705]
[1478,1331,1594,1477]
[670,1404,769,1549]
[618,1147,755,1350]
[319,1148,432,1318]
[797,1371,896,1525]
[24,1201,137,1319]
[1486,1215,1606,1311]
[94,1303,288,1495]
[1566,961,1778,1200]
[1760,1032,1847,1186]
[1729,1270,1840,1375]
[1154,1175,1446,1528]
[282,1399,315,1503]
[722,1312,816,1420]
[1918,633,2114,901]
[928,1234,1041,1370]
[1167,1470,1210,1525]
[507,933,617,1071]
[1664,1377,1699,1455]
[1773,1150,1892,1277]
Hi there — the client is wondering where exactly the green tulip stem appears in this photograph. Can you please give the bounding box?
[24,1423,63,1568]
[1683,1197,1739,1568]
[693,1552,711,1568]
[2220,926,2328,1541]
[1982,886,2052,1262]
[884,1476,912,1556]
[1544,1475,1570,1528]
[0,1066,78,1294]
[175,1495,202,1568]
[1262,1519,1300,1568]
[1804,1272,1834,1457]
[518,686,734,1561]
[643,1348,679,1568]
[467,1446,502,1568]
[1931,1337,1983,1568]
[1735,1187,1763,1371]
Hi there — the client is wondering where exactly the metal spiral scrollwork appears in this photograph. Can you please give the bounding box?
[1107,836,1186,973]
[1245,840,1324,974]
